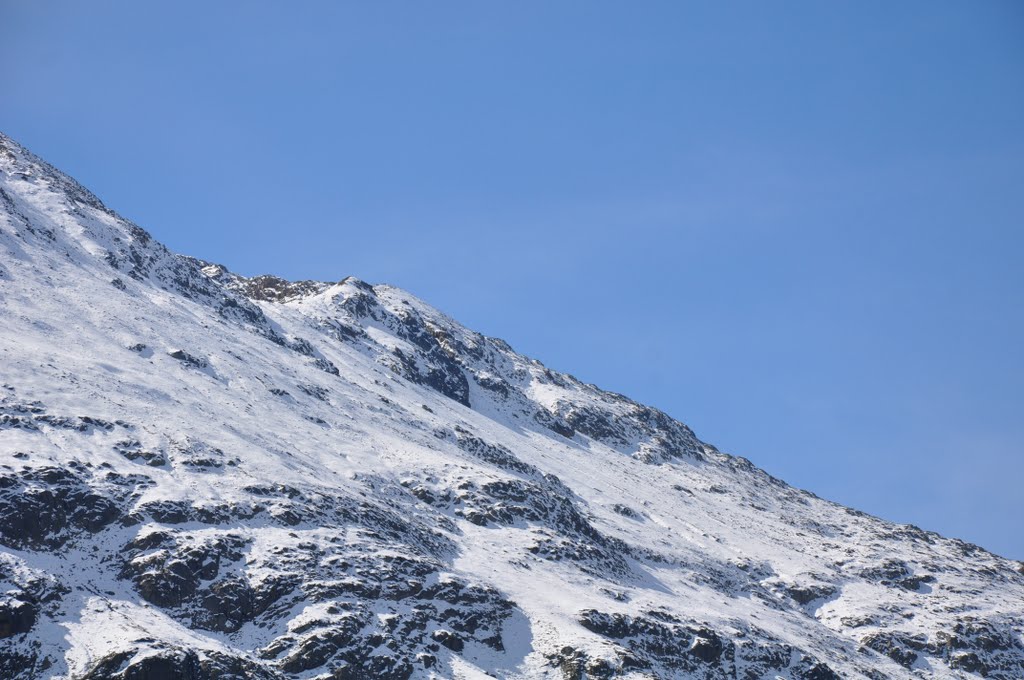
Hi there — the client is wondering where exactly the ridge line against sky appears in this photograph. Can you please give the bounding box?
[2,1,1022,558]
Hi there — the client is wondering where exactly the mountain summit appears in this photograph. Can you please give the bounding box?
[1,132,1022,679]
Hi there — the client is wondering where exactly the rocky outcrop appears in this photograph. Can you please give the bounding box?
[1,130,1023,679]
[0,465,124,550]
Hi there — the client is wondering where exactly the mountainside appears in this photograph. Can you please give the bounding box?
[1,131,1022,680]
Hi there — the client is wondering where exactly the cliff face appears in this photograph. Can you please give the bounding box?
[1,132,1022,679]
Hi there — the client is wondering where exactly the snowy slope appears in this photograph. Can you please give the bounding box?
[0,131,1022,680]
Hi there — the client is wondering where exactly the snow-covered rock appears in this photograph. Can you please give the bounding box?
[1,131,1022,679]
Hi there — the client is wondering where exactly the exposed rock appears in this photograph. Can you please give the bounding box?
[1,131,1022,679]
[0,597,37,638]
[0,466,123,549]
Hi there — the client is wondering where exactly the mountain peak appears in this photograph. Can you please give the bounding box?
[1,134,1023,679]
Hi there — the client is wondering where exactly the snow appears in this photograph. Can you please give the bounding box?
[1,131,1023,679]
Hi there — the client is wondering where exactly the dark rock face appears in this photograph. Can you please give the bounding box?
[302,282,474,407]
[534,408,576,439]
[786,583,837,605]
[168,349,208,370]
[537,400,705,464]
[400,436,634,578]
[83,650,204,680]
[120,532,291,635]
[612,503,640,519]
[114,438,168,466]
[390,346,470,408]
[99,476,521,678]
[121,533,249,610]
[937,619,1024,678]
[237,274,328,303]
[858,617,1024,678]
[859,558,935,591]
[0,648,40,680]
[0,597,37,638]
[254,549,516,678]
[0,550,68,679]
[862,630,929,668]
[79,647,283,680]
[451,426,540,476]
[0,466,123,549]
[567,609,842,680]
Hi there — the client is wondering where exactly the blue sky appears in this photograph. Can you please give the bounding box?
[4,2,1022,558]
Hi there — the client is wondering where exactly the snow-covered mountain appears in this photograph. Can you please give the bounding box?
[0,131,1022,680]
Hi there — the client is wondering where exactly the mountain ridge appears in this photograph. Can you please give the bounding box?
[1,130,1022,680]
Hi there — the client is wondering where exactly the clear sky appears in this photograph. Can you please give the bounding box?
[3,2,1022,558]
